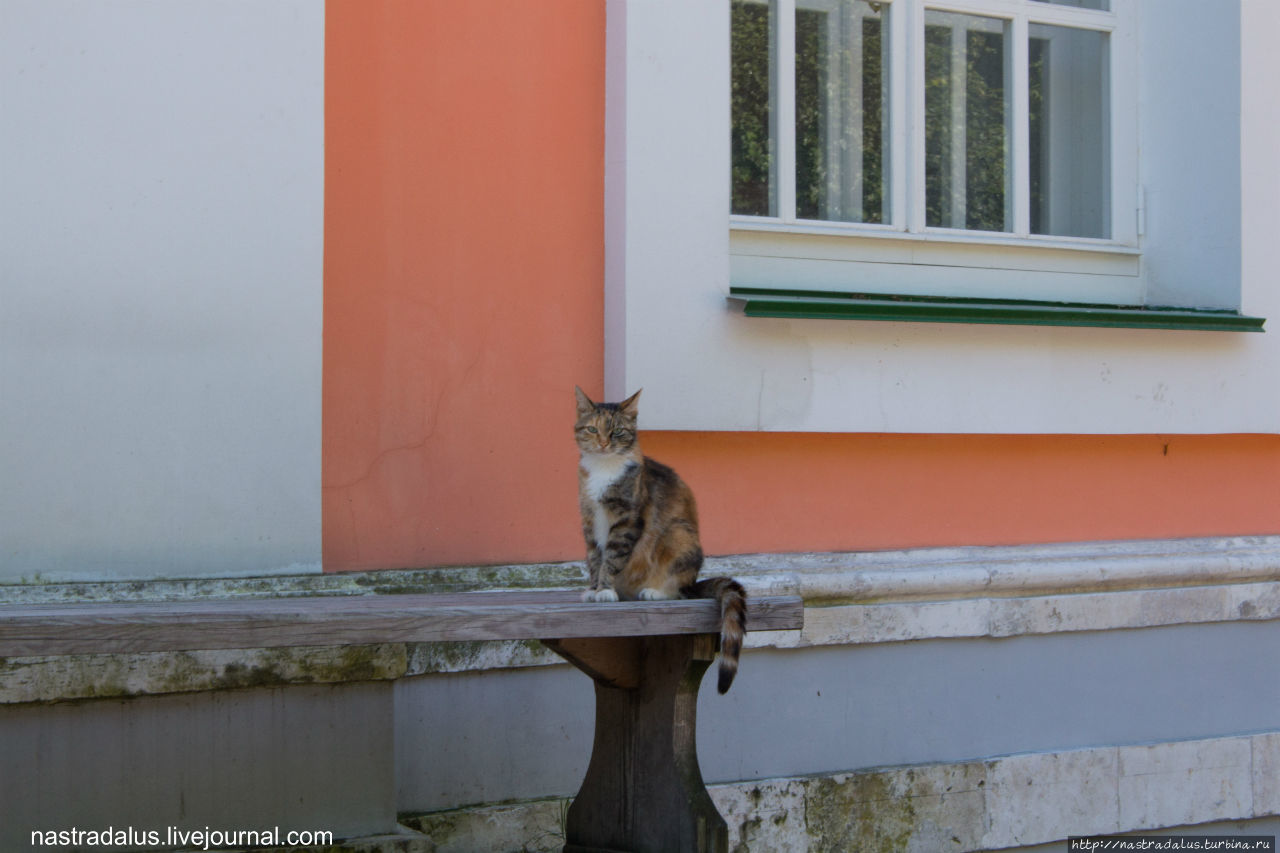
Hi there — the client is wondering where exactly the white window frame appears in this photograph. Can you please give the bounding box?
[730,0,1141,305]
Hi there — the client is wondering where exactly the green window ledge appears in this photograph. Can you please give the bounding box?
[728,287,1266,333]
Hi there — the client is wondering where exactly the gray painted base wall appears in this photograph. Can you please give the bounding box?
[707,620,1280,782]
[395,620,1280,813]
[0,683,395,852]
[396,665,594,811]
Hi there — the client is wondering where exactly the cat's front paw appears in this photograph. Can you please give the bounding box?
[593,587,619,603]
[581,588,598,602]
[638,587,675,601]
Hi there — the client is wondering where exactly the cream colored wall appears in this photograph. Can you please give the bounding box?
[0,0,324,582]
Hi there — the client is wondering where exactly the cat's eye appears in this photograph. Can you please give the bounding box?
[612,429,626,438]
[586,426,598,434]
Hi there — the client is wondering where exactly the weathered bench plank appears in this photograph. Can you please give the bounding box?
[0,591,804,656]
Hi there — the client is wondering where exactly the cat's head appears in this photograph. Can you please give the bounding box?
[574,386,641,456]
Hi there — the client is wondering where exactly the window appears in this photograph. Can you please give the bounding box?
[604,0,1255,433]
[731,0,1136,277]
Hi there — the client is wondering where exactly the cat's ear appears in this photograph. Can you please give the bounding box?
[574,386,596,414]
[619,388,642,418]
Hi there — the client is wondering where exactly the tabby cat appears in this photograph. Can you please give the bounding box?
[574,386,747,693]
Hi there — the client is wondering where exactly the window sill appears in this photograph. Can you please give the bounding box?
[730,217,1142,257]
[728,287,1266,333]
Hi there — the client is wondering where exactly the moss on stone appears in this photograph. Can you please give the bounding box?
[405,639,561,676]
[401,796,569,853]
[805,772,917,853]
[1,644,409,706]
[0,561,584,704]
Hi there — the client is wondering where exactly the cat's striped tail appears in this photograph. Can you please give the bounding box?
[689,577,747,694]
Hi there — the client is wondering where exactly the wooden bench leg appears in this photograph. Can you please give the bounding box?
[544,634,729,853]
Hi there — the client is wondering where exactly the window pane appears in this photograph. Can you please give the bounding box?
[1035,0,1109,11]
[796,0,889,224]
[925,11,1011,232]
[732,0,776,217]
[1029,25,1110,238]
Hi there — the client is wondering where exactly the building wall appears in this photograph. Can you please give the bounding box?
[322,0,606,570]
[644,433,1280,556]
[0,0,324,582]
[609,0,1276,436]
[0,682,394,852]
[4,0,1274,578]
[321,1,1279,571]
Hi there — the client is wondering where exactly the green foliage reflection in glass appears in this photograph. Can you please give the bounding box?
[925,13,1010,232]
[796,1,887,223]
[731,1,1107,238]
[732,0,773,216]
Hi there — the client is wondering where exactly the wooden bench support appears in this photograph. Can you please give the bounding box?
[545,635,728,853]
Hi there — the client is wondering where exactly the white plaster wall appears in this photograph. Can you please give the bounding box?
[1141,0,1241,311]
[1241,0,1280,359]
[608,0,1280,434]
[0,1,324,581]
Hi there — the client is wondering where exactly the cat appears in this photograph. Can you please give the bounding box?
[574,386,747,693]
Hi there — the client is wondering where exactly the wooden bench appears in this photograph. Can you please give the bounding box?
[0,589,804,853]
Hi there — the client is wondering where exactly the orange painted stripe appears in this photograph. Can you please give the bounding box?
[323,1,605,570]
[642,433,1280,556]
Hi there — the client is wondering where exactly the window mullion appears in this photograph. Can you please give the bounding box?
[777,0,797,222]
[1109,0,1137,246]
[1011,12,1030,236]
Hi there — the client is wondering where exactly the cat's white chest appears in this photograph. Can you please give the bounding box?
[580,453,633,501]
[580,454,634,552]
